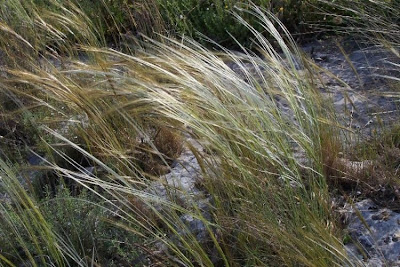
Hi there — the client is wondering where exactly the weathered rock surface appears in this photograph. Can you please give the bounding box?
[146,135,215,248]
[306,38,400,266]
[147,136,205,207]
[345,199,400,266]
[302,37,399,134]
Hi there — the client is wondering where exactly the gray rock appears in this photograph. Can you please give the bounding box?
[147,137,214,223]
[345,199,400,266]
[302,38,399,136]
[144,136,220,262]
[179,214,209,243]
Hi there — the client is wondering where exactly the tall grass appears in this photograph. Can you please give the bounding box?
[1,0,398,266]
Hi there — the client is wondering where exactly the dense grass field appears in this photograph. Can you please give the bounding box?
[0,0,399,266]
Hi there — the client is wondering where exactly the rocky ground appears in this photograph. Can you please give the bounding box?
[306,37,400,266]
[344,199,400,266]
[303,37,399,134]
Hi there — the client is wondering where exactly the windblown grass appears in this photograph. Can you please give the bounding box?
[1,1,399,266]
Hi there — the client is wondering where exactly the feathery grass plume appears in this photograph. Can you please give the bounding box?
[0,0,165,68]
[0,0,102,64]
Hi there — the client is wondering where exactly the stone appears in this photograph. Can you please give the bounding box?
[345,199,400,266]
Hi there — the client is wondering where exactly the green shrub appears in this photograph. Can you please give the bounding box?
[40,188,143,266]
[0,186,143,266]
[156,0,280,48]
[155,0,356,48]
[155,0,400,49]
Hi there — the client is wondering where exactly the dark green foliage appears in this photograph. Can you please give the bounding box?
[0,188,143,266]
[31,0,164,46]
[156,0,280,48]
[40,189,142,266]
[154,0,351,48]
[154,0,400,48]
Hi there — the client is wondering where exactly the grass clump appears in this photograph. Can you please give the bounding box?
[31,0,165,45]
[43,6,348,264]
[325,124,400,210]
[0,159,67,266]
